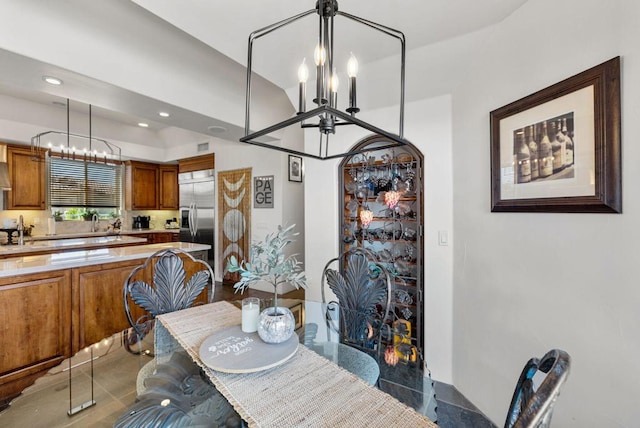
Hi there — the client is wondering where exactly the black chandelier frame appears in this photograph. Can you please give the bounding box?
[241,0,411,160]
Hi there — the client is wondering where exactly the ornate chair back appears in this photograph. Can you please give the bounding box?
[321,247,393,362]
[504,349,571,428]
[123,248,213,345]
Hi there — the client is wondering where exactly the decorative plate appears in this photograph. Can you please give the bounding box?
[198,325,298,373]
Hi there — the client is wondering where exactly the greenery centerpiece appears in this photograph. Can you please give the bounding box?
[227,224,307,343]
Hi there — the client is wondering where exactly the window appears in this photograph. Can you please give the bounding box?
[49,155,122,210]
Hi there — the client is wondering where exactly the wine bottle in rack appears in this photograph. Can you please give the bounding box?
[557,118,566,168]
[516,130,531,183]
[563,117,574,167]
[551,121,564,174]
[538,121,553,178]
[527,125,539,181]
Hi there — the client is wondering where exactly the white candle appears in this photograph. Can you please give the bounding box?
[241,298,260,333]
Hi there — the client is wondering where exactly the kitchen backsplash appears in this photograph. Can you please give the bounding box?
[0,209,180,237]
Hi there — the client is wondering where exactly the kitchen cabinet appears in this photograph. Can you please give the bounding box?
[125,160,157,210]
[339,135,424,363]
[0,270,72,406]
[149,231,179,243]
[73,260,144,350]
[4,144,46,210]
[178,153,214,173]
[159,165,179,209]
[121,231,179,244]
[72,251,207,351]
[124,161,178,210]
[0,249,208,404]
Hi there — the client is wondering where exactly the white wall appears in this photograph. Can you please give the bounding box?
[450,0,640,426]
[163,125,305,289]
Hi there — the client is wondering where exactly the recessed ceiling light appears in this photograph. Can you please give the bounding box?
[208,125,227,134]
[43,76,63,85]
[138,122,149,128]
[158,111,170,118]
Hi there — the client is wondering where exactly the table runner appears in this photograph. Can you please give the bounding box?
[157,301,438,428]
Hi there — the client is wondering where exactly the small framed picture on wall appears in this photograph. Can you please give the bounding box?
[288,155,303,183]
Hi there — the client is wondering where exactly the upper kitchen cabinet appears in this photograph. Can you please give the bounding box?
[158,165,179,210]
[125,161,178,210]
[125,161,157,210]
[178,154,214,173]
[4,144,46,210]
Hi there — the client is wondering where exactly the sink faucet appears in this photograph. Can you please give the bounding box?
[17,214,24,245]
[91,213,99,233]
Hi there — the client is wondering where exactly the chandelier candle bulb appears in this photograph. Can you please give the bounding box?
[314,45,327,105]
[347,53,359,113]
[242,297,260,333]
[330,70,339,108]
[298,58,309,113]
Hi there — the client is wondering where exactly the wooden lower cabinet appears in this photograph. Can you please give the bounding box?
[148,232,179,244]
[73,260,147,351]
[0,251,209,404]
[0,270,72,406]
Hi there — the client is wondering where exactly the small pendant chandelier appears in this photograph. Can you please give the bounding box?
[240,0,411,160]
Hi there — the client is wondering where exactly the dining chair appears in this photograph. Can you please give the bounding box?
[123,248,213,355]
[504,348,571,428]
[120,248,242,426]
[114,350,241,428]
[321,247,394,368]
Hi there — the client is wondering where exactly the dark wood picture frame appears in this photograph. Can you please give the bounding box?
[490,56,621,213]
[288,155,303,183]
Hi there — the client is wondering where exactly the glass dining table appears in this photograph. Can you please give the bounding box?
[115,299,438,427]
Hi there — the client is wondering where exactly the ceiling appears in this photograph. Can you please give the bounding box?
[132,0,528,89]
[0,0,528,148]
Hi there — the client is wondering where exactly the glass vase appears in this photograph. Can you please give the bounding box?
[258,306,295,344]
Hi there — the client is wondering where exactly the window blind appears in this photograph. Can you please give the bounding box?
[49,156,122,208]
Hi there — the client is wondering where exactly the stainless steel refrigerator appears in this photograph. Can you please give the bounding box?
[179,169,215,268]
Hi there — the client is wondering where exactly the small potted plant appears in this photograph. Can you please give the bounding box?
[82,209,99,221]
[227,224,307,343]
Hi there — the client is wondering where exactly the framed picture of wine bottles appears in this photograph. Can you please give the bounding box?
[490,56,621,213]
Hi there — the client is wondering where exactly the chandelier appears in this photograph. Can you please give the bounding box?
[31,100,121,163]
[240,0,410,160]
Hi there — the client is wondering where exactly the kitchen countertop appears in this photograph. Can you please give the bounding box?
[27,229,180,241]
[0,242,210,278]
[0,235,148,256]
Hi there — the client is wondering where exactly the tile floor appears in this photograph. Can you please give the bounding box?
[433,381,497,428]
[0,333,144,427]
